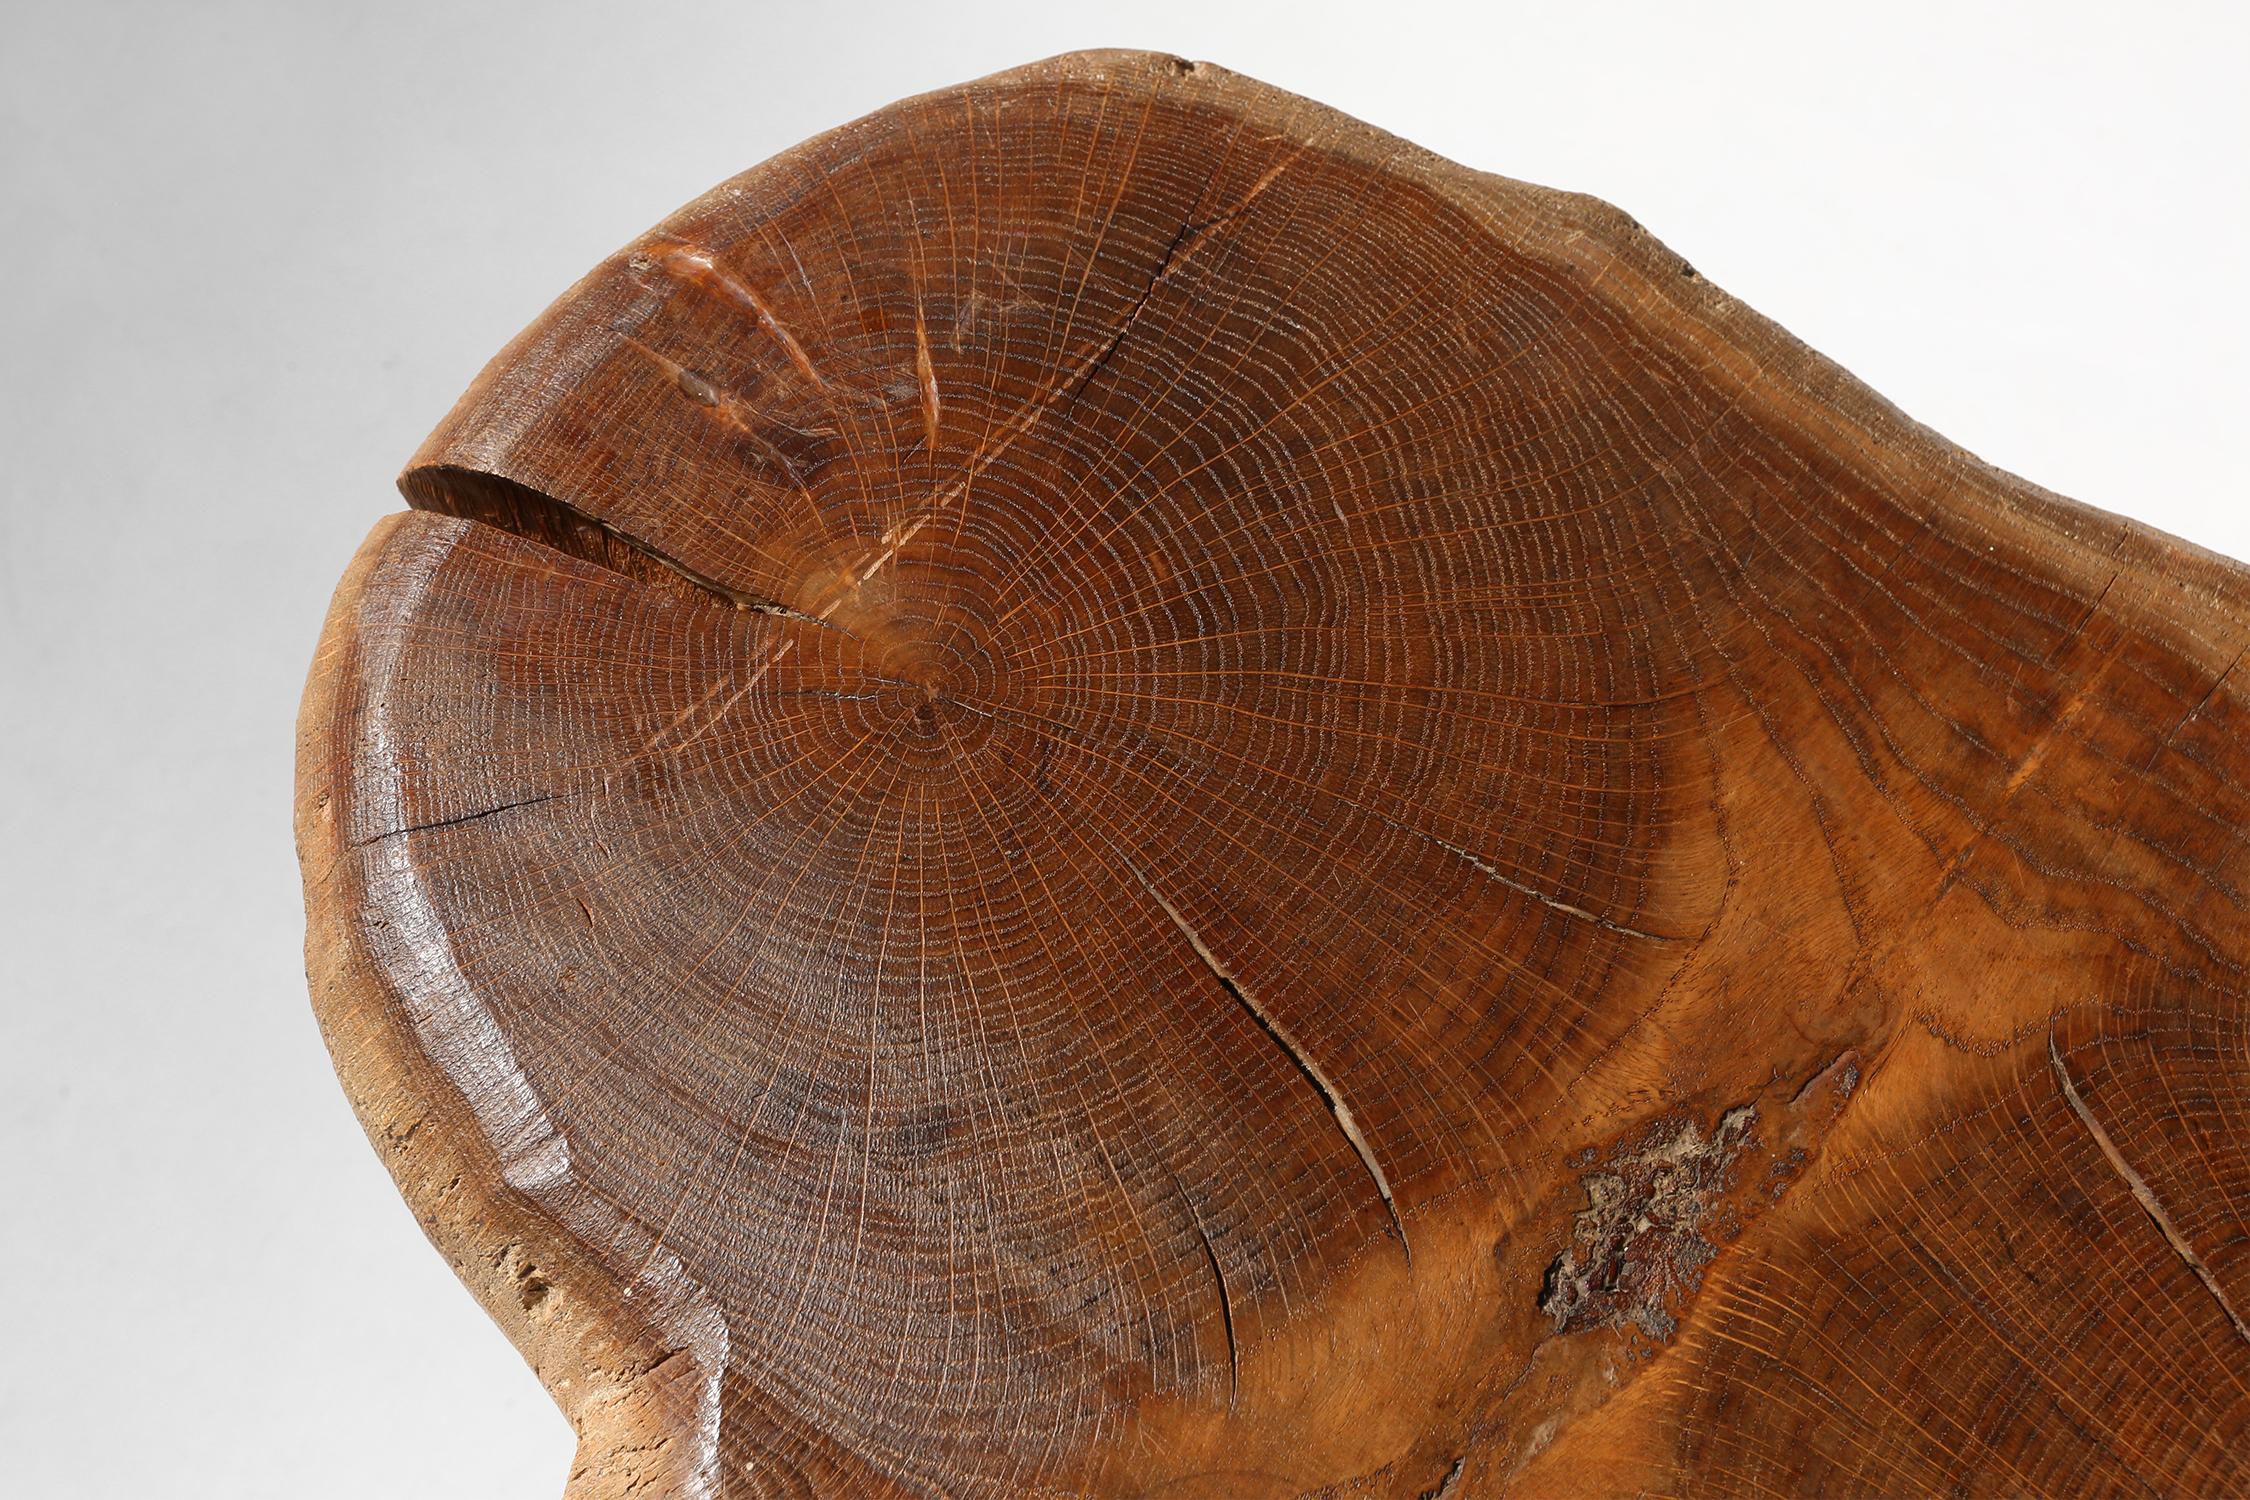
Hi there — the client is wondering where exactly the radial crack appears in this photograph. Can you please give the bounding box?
[2050,1024,2250,1348]
[1067,153,1296,402]
[1423,831,1675,943]
[402,464,846,634]
[1067,218,1202,400]
[1192,1221,1240,1411]
[355,791,570,847]
[1121,856,1410,1260]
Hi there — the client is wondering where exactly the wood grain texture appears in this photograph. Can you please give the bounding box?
[295,50,2250,1497]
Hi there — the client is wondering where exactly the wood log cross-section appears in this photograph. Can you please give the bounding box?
[294,50,2250,1498]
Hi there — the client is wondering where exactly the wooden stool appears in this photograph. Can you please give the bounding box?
[297,50,2250,1497]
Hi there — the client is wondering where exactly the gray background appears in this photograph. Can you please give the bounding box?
[2,2,2243,1495]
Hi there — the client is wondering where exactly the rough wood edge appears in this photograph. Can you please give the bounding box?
[296,515,753,1497]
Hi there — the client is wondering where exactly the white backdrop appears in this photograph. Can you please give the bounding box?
[2,3,2243,1495]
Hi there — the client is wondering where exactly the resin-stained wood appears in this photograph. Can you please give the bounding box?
[296,50,2250,1498]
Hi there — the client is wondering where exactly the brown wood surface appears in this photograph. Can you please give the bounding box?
[295,50,2250,1498]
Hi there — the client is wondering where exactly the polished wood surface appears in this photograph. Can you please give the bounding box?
[297,50,2250,1497]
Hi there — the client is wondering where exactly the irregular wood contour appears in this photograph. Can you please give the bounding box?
[296,50,2250,1498]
